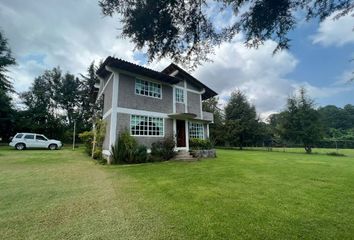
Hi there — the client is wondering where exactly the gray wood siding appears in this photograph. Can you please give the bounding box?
[103,79,113,115]
[176,103,185,113]
[187,92,201,118]
[102,116,111,150]
[118,73,173,113]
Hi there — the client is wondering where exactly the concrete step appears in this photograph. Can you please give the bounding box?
[173,151,195,160]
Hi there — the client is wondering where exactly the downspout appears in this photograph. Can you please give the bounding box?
[105,66,119,164]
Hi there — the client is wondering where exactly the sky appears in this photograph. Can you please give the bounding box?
[1,0,353,119]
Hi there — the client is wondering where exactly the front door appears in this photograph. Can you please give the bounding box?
[176,120,186,147]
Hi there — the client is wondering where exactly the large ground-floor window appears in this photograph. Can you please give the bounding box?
[130,115,164,136]
[189,122,204,139]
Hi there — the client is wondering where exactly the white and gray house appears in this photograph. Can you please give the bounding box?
[95,57,217,158]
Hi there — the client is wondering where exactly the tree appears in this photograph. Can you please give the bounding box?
[79,61,100,130]
[0,88,14,140]
[224,90,258,149]
[202,96,225,145]
[278,87,323,153]
[20,69,65,139]
[0,30,16,92]
[18,63,102,142]
[0,30,16,141]
[99,0,353,67]
[58,73,81,126]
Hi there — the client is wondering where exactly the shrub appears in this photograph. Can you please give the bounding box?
[133,145,148,163]
[79,131,94,155]
[151,136,176,161]
[111,131,148,164]
[79,119,106,160]
[189,138,213,150]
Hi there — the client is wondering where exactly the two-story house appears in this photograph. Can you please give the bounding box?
[95,57,217,158]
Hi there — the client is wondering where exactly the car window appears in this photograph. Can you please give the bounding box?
[24,134,35,140]
[15,134,23,138]
[36,135,47,141]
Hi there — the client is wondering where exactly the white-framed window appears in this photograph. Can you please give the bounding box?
[175,88,184,103]
[130,115,164,136]
[189,122,204,139]
[135,79,161,98]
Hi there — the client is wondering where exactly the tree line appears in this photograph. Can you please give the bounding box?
[0,30,101,142]
[1,29,353,152]
[204,89,354,153]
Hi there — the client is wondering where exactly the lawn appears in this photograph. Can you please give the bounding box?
[1,147,354,239]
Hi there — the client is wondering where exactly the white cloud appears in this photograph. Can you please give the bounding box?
[193,39,299,117]
[312,11,354,46]
[0,0,137,92]
[147,37,353,119]
[1,0,352,118]
[292,81,354,100]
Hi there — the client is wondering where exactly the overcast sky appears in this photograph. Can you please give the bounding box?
[1,0,354,119]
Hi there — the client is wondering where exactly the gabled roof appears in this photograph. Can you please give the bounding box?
[96,57,179,85]
[161,63,217,100]
[96,57,217,100]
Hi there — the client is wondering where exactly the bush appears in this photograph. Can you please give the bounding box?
[111,131,148,164]
[79,131,94,155]
[189,138,213,150]
[79,119,106,160]
[133,145,148,163]
[151,136,176,161]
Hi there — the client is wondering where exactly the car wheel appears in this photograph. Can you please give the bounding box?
[15,143,25,150]
[49,144,57,150]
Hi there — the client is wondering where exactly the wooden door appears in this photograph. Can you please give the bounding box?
[176,120,186,147]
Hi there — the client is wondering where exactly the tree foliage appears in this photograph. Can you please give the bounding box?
[20,69,64,138]
[202,96,225,145]
[224,90,259,149]
[99,0,353,67]
[318,104,354,131]
[80,61,101,129]
[0,88,15,140]
[0,30,16,141]
[0,31,16,92]
[277,88,323,153]
[15,64,102,142]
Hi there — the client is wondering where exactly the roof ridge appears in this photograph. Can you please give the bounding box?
[108,56,174,78]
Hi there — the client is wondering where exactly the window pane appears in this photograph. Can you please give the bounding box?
[24,134,35,140]
[15,134,23,138]
[189,122,204,139]
[36,135,47,141]
[131,115,164,136]
[175,88,184,103]
[135,79,161,99]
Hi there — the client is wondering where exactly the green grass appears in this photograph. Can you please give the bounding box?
[1,147,354,239]
[218,146,354,157]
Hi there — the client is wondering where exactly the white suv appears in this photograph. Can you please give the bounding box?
[9,133,63,150]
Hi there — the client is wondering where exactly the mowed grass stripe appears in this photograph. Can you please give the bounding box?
[0,147,354,239]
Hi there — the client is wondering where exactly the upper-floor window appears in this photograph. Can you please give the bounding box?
[189,122,204,139]
[175,88,184,103]
[135,79,161,99]
[131,115,164,136]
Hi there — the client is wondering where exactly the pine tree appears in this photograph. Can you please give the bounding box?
[279,87,323,153]
[0,31,16,141]
[224,90,258,149]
